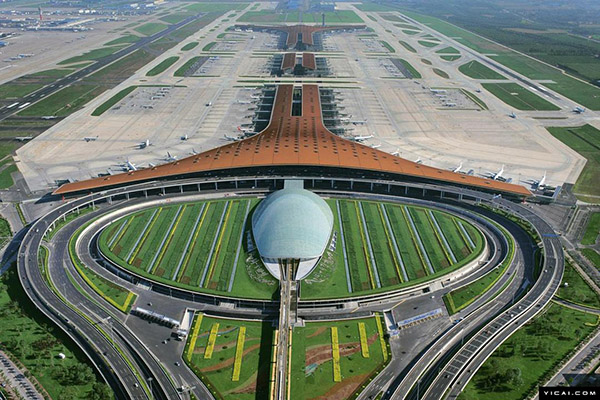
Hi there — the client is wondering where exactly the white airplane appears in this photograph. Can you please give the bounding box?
[165,152,177,162]
[190,148,199,155]
[83,136,98,142]
[181,134,189,141]
[237,126,254,133]
[370,143,381,149]
[139,139,150,149]
[236,100,251,104]
[415,158,423,164]
[352,119,368,125]
[508,112,516,119]
[223,134,241,142]
[41,115,57,120]
[451,162,463,173]
[15,136,33,142]
[485,165,505,180]
[391,148,400,156]
[121,159,137,171]
[349,134,374,142]
[524,171,549,189]
[573,106,585,114]
[148,162,155,168]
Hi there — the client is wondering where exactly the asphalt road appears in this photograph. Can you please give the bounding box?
[18,174,562,400]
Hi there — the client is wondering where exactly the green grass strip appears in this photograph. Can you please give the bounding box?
[177,203,211,282]
[354,202,376,289]
[401,206,431,275]
[129,208,162,263]
[91,86,137,116]
[377,204,404,283]
[204,201,233,286]
[146,56,179,76]
[152,205,186,275]
[110,216,134,251]
[232,326,246,381]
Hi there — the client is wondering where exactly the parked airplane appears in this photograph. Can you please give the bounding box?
[41,115,57,120]
[181,134,189,141]
[391,148,400,156]
[236,100,251,104]
[190,148,198,155]
[139,139,150,149]
[121,159,137,171]
[223,134,241,142]
[370,143,381,149]
[573,107,585,114]
[451,162,463,173]
[351,119,368,125]
[349,134,374,142]
[415,158,423,164]
[165,152,177,162]
[508,112,516,119]
[524,171,550,189]
[485,165,505,180]
[15,136,33,142]
[83,136,98,142]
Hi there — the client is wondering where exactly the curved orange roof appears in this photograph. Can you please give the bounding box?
[54,84,531,196]
[302,53,316,70]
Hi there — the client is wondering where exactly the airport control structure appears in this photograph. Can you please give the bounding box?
[15,8,568,400]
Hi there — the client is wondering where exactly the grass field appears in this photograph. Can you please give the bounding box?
[175,56,203,76]
[146,56,180,76]
[134,22,167,36]
[99,198,484,301]
[380,40,395,53]
[58,46,127,65]
[401,10,600,110]
[99,199,278,300]
[445,222,514,314]
[18,84,108,117]
[418,40,439,48]
[0,163,17,189]
[237,10,363,23]
[0,216,11,248]
[440,55,461,61]
[393,58,421,78]
[458,60,506,80]
[582,213,600,245]
[459,303,598,400]
[546,125,600,202]
[556,260,600,309]
[105,34,141,46]
[481,82,560,111]
[290,316,390,400]
[203,42,216,51]
[185,3,249,13]
[91,86,137,116]
[0,268,108,399]
[582,249,600,269]
[398,40,417,53]
[432,68,449,78]
[301,200,485,299]
[184,314,273,400]
[435,46,459,54]
[182,41,199,51]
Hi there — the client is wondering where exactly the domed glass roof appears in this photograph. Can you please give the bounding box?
[252,188,333,260]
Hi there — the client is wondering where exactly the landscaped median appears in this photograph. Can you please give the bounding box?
[68,222,137,313]
[444,220,515,315]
